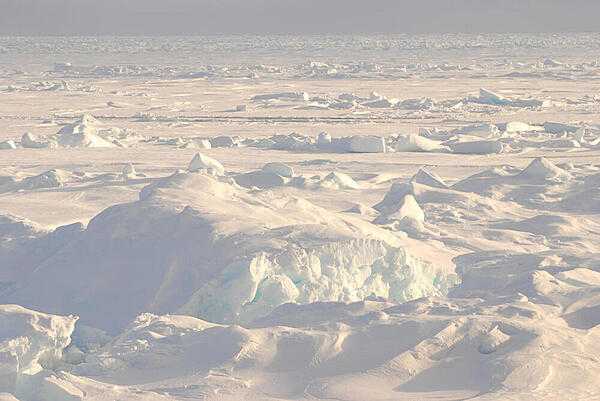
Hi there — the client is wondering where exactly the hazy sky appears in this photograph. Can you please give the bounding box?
[1,0,600,35]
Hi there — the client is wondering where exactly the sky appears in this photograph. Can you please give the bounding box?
[1,0,599,35]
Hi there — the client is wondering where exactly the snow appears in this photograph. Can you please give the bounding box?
[472,88,545,108]
[251,92,309,102]
[477,87,511,105]
[375,193,426,231]
[394,134,447,152]
[21,133,49,149]
[210,135,239,148]
[346,135,386,153]
[518,157,571,182]
[543,121,580,134]
[121,163,138,180]
[234,169,289,188]
[0,171,455,333]
[56,115,117,148]
[316,131,332,146]
[318,171,361,189]
[0,214,45,243]
[449,140,504,155]
[502,121,541,133]
[0,305,76,399]
[18,170,71,190]
[452,123,500,138]
[186,138,211,149]
[262,162,294,178]
[187,152,225,175]
[410,168,448,189]
[0,141,16,150]
[0,33,600,401]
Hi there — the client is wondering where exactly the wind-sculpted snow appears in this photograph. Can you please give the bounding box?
[2,290,598,401]
[1,32,600,401]
[129,120,600,154]
[0,171,456,333]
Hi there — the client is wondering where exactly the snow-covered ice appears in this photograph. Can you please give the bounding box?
[0,33,599,401]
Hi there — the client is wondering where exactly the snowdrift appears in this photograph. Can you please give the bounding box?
[0,171,456,333]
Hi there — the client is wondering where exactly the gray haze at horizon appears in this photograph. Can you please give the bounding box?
[1,0,599,35]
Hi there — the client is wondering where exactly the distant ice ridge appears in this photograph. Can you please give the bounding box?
[245,87,557,113]
[129,120,600,155]
[0,163,456,333]
[15,115,138,149]
[251,91,309,102]
[469,88,548,108]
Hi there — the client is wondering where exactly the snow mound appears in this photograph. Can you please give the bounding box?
[1,169,75,193]
[1,172,455,332]
[122,164,139,180]
[242,133,388,154]
[477,88,510,105]
[344,203,378,218]
[347,136,386,153]
[18,169,71,190]
[500,121,541,133]
[62,291,600,401]
[72,313,224,379]
[452,123,500,138]
[449,140,504,155]
[410,168,448,189]
[56,115,116,148]
[375,179,509,226]
[20,133,50,149]
[518,157,571,182]
[394,134,447,152]
[262,162,294,178]
[231,160,294,191]
[210,135,240,148]
[362,97,396,108]
[318,172,361,189]
[181,138,211,149]
[315,135,386,153]
[472,88,545,108]
[493,214,584,238]
[234,170,288,189]
[373,182,410,214]
[375,194,426,231]
[390,194,424,224]
[543,121,580,134]
[478,325,511,354]
[187,152,225,175]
